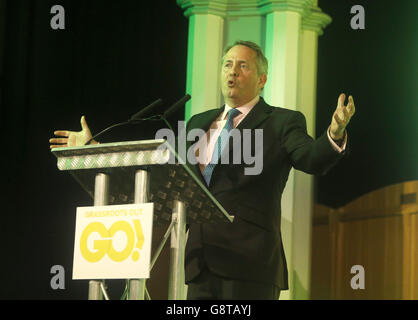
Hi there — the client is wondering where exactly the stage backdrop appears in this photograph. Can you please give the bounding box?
[0,0,416,299]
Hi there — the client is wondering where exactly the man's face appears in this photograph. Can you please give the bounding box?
[221,45,267,107]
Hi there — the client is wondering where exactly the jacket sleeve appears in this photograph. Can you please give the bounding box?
[282,110,347,175]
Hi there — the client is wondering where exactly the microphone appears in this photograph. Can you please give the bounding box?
[84,95,191,145]
[162,94,191,119]
[85,98,163,145]
[128,98,163,122]
[159,94,191,133]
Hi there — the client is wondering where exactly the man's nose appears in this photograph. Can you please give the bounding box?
[229,65,239,76]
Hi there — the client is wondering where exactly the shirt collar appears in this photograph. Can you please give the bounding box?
[221,95,260,120]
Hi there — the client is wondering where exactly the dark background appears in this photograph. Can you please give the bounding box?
[0,0,416,299]
[316,0,418,206]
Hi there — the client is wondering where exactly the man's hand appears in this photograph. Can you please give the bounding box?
[330,93,355,140]
[49,116,96,149]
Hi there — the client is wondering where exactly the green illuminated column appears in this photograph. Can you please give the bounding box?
[261,1,303,301]
[260,0,331,300]
[293,4,331,300]
[185,14,224,119]
[177,1,226,120]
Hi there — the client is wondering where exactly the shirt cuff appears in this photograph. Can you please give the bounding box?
[327,126,347,153]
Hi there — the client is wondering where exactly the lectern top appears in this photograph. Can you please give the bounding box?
[52,139,166,157]
[51,139,234,225]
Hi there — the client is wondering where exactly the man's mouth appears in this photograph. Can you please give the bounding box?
[227,80,235,87]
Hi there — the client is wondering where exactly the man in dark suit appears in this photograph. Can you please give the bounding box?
[49,40,355,300]
[183,40,355,300]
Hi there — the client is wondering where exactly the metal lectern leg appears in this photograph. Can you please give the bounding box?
[168,200,186,300]
[128,169,149,300]
[88,173,109,300]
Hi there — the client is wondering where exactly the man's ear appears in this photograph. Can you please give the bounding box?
[258,73,267,90]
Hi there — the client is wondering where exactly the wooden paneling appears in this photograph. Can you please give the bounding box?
[412,213,418,298]
[334,215,403,299]
[311,224,332,299]
[311,204,333,299]
[311,181,418,299]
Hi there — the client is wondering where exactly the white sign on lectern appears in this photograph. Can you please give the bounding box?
[72,203,153,280]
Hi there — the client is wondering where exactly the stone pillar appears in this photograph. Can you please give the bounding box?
[292,3,331,300]
[258,0,331,300]
[184,14,224,119]
[177,1,226,120]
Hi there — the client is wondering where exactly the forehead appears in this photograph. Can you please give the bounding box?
[224,45,257,62]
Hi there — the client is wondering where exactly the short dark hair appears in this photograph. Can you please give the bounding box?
[222,40,268,76]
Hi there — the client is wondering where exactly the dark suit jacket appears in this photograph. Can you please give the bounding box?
[184,97,346,290]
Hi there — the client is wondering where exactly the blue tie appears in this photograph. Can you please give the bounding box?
[203,108,241,186]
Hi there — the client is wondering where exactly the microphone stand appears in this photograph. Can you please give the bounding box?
[85,93,190,146]
[84,114,162,145]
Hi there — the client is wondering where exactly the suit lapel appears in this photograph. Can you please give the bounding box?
[220,97,272,166]
[236,97,272,131]
[188,107,224,134]
[186,107,224,181]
